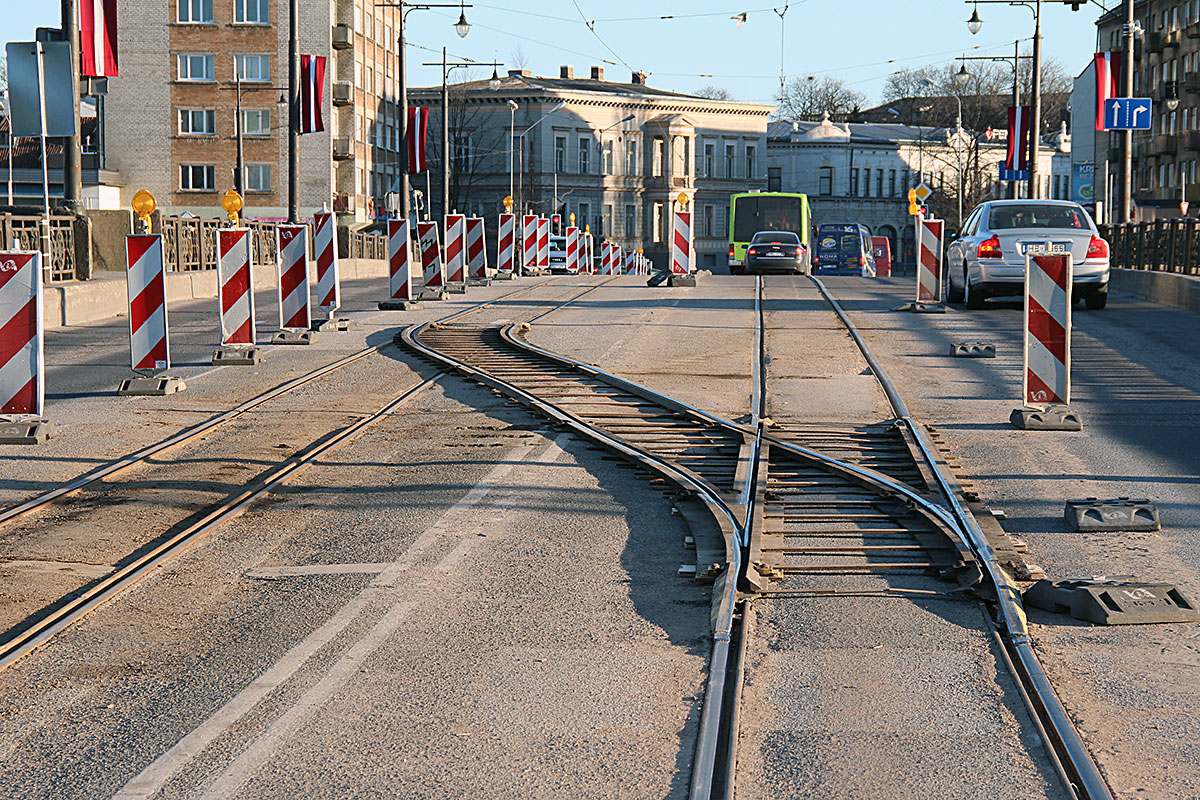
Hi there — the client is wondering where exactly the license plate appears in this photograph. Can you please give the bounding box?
[1019,241,1070,255]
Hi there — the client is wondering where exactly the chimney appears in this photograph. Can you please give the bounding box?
[631,71,646,85]
[507,69,531,78]
[590,66,604,81]
[560,65,574,79]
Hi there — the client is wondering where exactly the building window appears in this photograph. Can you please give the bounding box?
[240,109,270,136]
[679,137,690,176]
[555,136,566,173]
[180,164,215,191]
[452,134,472,175]
[177,54,215,82]
[876,169,884,196]
[177,0,213,23]
[888,170,897,196]
[901,169,910,189]
[579,136,591,174]
[716,205,726,237]
[625,137,638,176]
[863,168,871,197]
[578,202,590,231]
[244,164,272,192]
[704,204,715,237]
[234,0,268,23]
[653,137,665,177]
[178,109,215,135]
[767,166,781,193]
[725,143,735,179]
[652,202,664,243]
[624,204,637,238]
[704,143,714,177]
[603,204,613,236]
[602,141,614,174]
[236,55,270,82]
[818,166,833,196]
[746,145,755,180]
[850,167,859,196]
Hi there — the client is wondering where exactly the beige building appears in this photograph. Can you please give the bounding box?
[407,67,775,268]
[106,0,401,219]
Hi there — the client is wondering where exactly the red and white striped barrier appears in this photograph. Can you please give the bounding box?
[276,225,312,331]
[217,229,256,346]
[600,243,611,275]
[671,210,692,275]
[445,213,467,285]
[537,218,549,271]
[418,221,445,294]
[313,211,340,311]
[125,235,171,372]
[0,251,44,416]
[497,213,516,275]
[583,232,594,274]
[565,227,579,274]
[522,214,537,274]
[916,216,943,304]
[625,249,636,275]
[1023,252,1073,407]
[466,217,487,281]
[387,218,413,302]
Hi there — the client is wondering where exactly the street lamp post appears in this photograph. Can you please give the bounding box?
[376,2,473,222]
[221,80,287,213]
[1,91,12,206]
[966,0,1046,199]
[420,55,500,220]
[596,115,635,236]
[957,43,1031,198]
[508,99,518,201]
[516,100,567,216]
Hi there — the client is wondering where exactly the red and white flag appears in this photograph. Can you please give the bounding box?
[406,107,429,174]
[1094,51,1123,131]
[79,0,118,77]
[299,55,326,134]
[1005,106,1031,172]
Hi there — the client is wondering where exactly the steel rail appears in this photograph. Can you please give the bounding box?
[0,375,443,674]
[808,275,1112,800]
[0,276,568,530]
[401,319,745,800]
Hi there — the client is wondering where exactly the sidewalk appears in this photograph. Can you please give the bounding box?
[43,258,388,329]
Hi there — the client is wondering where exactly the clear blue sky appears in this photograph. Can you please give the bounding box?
[2,1,1104,106]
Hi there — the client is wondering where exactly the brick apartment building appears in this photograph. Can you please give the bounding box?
[106,0,402,220]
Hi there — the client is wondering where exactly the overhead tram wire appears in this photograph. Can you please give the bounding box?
[570,0,635,73]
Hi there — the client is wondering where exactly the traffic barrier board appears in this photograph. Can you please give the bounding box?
[536,218,549,271]
[497,213,515,275]
[1023,253,1072,407]
[671,210,692,275]
[383,218,416,305]
[417,221,445,295]
[466,217,487,282]
[275,225,312,333]
[521,214,537,274]
[916,216,943,304]
[125,235,171,372]
[0,250,45,417]
[216,229,256,346]
[313,211,340,312]
[444,214,467,286]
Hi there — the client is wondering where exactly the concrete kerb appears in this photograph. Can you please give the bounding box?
[1109,267,1200,313]
[41,258,388,330]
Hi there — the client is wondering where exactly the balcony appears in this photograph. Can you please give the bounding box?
[1164,29,1181,49]
[1152,134,1179,156]
[1189,21,1200,38]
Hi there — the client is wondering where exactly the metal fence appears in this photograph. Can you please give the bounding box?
[1,214,76,282]
[348,230,386,259]
[158,217,386,271]
[1101,221,1200,276]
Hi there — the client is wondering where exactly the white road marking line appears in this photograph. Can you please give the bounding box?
[111,434,560,800]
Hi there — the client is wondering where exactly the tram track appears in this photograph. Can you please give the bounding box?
[0,276,594,675]
[404,274,1113,800]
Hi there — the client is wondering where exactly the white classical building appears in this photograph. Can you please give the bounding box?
[765,117,1071,266]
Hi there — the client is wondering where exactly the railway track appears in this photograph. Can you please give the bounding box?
[403,274,1113,800]
[0,276,597,674]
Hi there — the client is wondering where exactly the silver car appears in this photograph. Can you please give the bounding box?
[944,200,1111,310]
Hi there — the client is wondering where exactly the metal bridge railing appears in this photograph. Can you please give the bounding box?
[1101,221,1200,275]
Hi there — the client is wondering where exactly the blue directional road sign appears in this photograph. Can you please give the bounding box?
[1105,98,1154,131]
[999,166,1029,182]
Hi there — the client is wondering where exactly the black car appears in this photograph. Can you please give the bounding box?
[745,231,808,274]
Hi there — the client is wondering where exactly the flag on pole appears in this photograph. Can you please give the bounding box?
[1005,106,1030,172]
[1094,51,1123,131]
[79,0,118,77]
[299,55,326,134]
[405,107,429,174]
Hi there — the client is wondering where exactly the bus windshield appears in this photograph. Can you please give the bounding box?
[733,195,807,243]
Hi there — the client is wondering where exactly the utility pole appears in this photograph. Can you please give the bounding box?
[1122,0,1135,221]
[287,0,300,222]
[61,0,82,211]
[1028,0,1043,200]
[398,9,410,220]
[442,47,449,219]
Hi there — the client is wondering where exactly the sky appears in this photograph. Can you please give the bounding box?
[1,0,1106,107]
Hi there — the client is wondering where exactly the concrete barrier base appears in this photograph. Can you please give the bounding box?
[118,376,187,396]
[379,300,424,311]
[1109,268,1200,313]
[272,330,317,345]
[212,347,263,366]
[1010,406,1082,431]
[0,417,57,445]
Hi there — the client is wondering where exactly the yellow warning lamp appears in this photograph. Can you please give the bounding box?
[907,188,920,216]
[503,195,514,212]
[584,224,590,234]
[131,189,156,233]
[637,247,644,254]
[569,212,576,226]
[676,192,689,208]
[222,189,244,226]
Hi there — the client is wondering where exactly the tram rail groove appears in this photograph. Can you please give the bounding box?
[809,275,1113,800]
[0,276,590,676]
[0,276,569,530]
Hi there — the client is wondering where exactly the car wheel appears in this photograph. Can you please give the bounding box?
[964,276,985,309]
[1084,291,1108,310]
[947,263,965,303]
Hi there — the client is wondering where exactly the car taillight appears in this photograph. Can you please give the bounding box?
[728,244,735,258]
[794,247,803,257]
[977,235,1002,258]
[1087,235,1109,259]
[813,256,820,264]
[748,247,757,255]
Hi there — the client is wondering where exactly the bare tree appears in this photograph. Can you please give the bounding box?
[777,75,866,121]
[510,44,528,71]
[693,85,733,100]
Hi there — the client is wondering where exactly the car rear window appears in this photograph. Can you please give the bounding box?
[989,204,1087,230]
[752,231,800,244]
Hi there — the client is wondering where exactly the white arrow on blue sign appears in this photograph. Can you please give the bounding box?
[1105,98,1154,131]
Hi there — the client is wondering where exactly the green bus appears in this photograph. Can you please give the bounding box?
[728,192,813,274]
